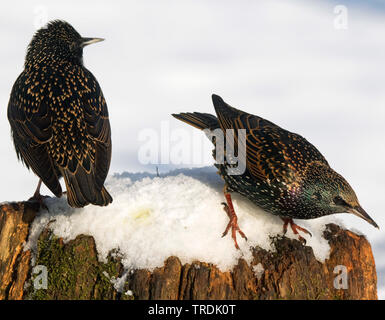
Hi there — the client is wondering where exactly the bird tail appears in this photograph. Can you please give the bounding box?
[61,166,113,208]
[172,112,220,130]
[211,94,244,121]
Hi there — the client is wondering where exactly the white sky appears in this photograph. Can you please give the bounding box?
[0,0,384,297]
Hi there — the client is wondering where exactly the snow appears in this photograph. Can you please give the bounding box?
[102,270,128,293]
[253,263,265,280]
[26,166,345,272]
[125,290,133,296]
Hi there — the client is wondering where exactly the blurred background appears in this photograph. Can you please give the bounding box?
[0,0,384,298]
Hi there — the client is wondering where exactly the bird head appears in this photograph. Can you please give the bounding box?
[26,20,104,66]
[303,162,378,228]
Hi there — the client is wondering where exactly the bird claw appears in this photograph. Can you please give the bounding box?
[28,194,50,212]
[297,226,312,238]
[222,203,247,250]
[298,235,307,245]
[282,218,311,244]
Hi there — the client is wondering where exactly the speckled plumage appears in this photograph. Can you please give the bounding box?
[173,94,378,246]
[8,20,112,208]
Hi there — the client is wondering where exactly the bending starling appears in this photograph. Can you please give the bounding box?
[7,20,112,208]
[173,94,378,248]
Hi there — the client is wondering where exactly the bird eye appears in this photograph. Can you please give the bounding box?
[333,196,349,207]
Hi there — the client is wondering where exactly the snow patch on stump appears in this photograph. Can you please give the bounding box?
[26,167,342,272]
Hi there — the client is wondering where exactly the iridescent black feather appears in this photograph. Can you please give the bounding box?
[8,20,112,208]
[172,94,378,228]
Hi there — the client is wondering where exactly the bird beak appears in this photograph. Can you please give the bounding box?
[349,206,379,229]
[80,37,105,48]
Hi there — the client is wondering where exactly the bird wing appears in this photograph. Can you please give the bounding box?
[212,95,329,184]
[7,72,53,143]
[50,65,112,207]
[7,71,62,196]
[80,67,112,190]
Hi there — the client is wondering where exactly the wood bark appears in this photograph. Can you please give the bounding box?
[0,202,377,300]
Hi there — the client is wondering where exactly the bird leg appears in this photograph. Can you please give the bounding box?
[221,191,247,249]
[281,218,312,244]
[28,179,49,211]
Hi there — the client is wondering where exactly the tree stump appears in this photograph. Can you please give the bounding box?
[0,202,377,300]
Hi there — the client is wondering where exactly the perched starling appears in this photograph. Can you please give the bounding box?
[7,20,112,208]
[173,94,378,249]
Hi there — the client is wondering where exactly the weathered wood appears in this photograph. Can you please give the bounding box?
[0,202,378,300]
[0,202,37,299]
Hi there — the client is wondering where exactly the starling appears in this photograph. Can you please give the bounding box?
[172,94,378,249]
[7,20,112,208]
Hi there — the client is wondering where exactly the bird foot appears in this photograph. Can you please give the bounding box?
[221,202,248,250]
[282,218,312,245]
[28,193,50,211]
